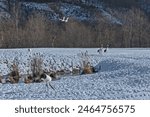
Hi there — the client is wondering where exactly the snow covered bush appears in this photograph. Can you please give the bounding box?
[78,51,95,74]
[30,53,44,78]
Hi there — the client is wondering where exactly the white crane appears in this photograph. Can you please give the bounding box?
[97,44,103,55]
[104,44,109,53]
[59,16,69,23]
[41,73,55,90]
[28,48,32,58]
[59,16,65,22]
[41,73,52,82]
[28,48,31,52]
[65,17,69,22]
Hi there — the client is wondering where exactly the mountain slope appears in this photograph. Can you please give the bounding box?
[0,0,149,23]
[0,0,149,48]
[0,0,123,24]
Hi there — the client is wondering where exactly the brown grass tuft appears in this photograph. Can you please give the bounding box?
[9,63,20,84]
[82,65,93,74]
[24,75,33,84]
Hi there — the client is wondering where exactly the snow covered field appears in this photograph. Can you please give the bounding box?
[0,48,150,100]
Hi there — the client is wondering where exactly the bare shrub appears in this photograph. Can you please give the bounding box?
[56,69,66,76]
[31,53,44,79]
[78,51,95,74]
[8,62,20,84]
[72,68,81,75]
[0,73,2,83]
[29,53,59,82]
[46,58,56,73]
[24,75,33,84]
[79,51,91,68]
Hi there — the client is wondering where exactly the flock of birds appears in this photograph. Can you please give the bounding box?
[59,16,69,23]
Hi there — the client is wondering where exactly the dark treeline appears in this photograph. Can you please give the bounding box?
[0,8,150,48]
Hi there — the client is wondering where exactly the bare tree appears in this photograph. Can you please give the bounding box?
[122,8,150,47]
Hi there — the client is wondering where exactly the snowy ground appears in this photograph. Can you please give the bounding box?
[0,48,150,100]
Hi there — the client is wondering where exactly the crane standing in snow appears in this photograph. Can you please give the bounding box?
[97,44,103,55]
[41,73,55,91]
[28,48,33,58]
[104,44,109,53]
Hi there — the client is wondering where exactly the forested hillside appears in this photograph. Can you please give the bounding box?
[0,0,149,48]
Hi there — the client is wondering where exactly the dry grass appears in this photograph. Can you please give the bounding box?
[82,65,93,74]
[79,51,90,68]
[72,68,80,75]
[0,74,2,83]
[8,63,20,84]
[31,53,44,78]
[78,51,95,74]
